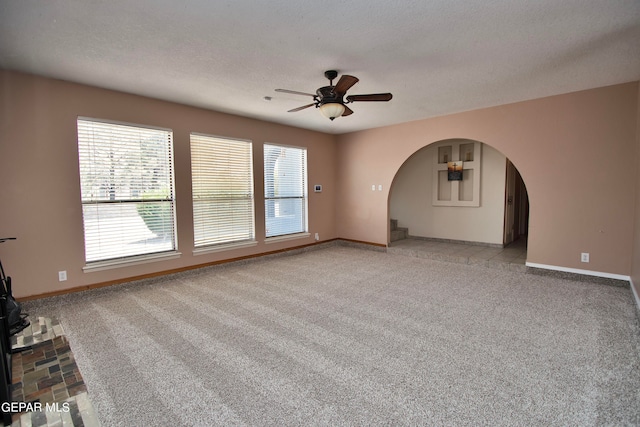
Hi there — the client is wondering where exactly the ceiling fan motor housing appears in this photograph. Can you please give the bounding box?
[316,86,344,105]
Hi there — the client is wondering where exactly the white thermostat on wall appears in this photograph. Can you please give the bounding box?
[314,184,322,192]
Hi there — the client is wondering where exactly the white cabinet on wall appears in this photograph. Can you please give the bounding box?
[432,141,482,207]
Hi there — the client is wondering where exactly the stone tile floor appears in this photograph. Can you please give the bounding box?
[10,392,98,427]
[7,318,100,427]
[11,336,86,407]
[11,317,65,351]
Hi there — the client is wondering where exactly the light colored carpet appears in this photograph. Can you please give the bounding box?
[23,245,640,426]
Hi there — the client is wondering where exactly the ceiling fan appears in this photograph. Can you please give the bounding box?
[276,70,393,121]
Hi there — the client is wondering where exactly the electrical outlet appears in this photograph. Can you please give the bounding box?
[314,233,319,241]
[58,270,67,281]
[581,253,589,263]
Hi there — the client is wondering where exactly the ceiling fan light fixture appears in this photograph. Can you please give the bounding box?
[319,102,345,121]
[277,71,392,120]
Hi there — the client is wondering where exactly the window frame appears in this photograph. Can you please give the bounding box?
[263,143,309,241]
[76,117,179,270]
[190,133,256,253]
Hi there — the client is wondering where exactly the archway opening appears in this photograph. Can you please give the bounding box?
[389,138,529,266]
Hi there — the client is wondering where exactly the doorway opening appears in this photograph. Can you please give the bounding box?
[388,140,530,269]
[503,159,529,247]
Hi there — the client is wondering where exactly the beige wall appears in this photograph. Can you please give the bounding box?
[632,83,640,303]
[1,70,638,298]
[336,82,638,278]
[0,71,337,298]
[389,141,507,244]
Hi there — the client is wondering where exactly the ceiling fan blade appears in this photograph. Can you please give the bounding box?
[342,105,354,116]
[276,89,316,97]
[287,103,315,113]
[332,75,359,95]
[346,93,393,102]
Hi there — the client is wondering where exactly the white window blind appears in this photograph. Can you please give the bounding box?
[77,118,176,263]
[191,133,255,247]
[264,144,308,238]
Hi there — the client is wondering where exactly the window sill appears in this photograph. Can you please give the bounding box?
[83,251,182,273]
[265,232,310,244]
[193,240,258,256]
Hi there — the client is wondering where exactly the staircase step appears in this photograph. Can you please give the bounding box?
[391,228,408,242]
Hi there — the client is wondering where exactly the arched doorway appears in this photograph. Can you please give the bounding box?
[389,138,529,266]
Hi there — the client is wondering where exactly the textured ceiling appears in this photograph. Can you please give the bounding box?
[1,0,639,134]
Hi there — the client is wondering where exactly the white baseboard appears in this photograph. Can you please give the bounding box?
[525,262,631,281]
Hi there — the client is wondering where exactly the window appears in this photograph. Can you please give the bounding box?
[264,143,308,238]
[190,133,255,248]
[77,118,176,264]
